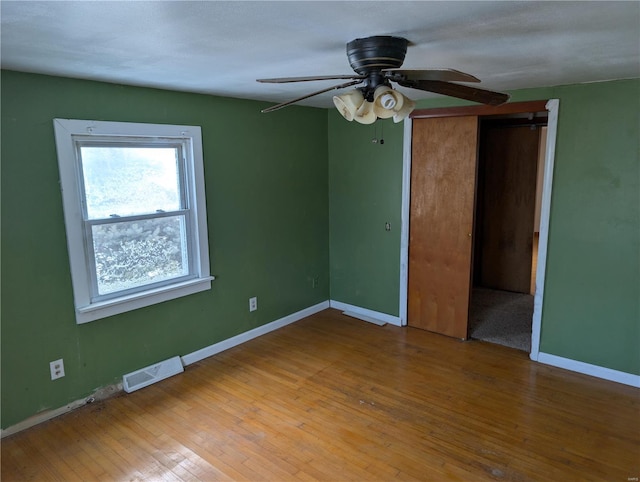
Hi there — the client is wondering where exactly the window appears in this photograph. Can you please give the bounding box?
[54,119,212,324]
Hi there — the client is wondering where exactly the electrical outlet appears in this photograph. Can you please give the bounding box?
[249,297,257,312]
[312,276,319,288]
[50,359,65,380]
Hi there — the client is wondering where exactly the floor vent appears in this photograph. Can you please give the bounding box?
[123,356,184,393]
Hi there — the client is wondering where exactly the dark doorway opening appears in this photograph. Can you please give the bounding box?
[469,113,548,351]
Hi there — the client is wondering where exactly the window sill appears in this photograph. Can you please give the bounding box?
[75,276,215,324]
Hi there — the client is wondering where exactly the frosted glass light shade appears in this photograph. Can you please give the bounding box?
[334,87,416,123]
[393,94,416,123]
[373,86,404,119]
[354,100,377,124]
[333,90,365,121]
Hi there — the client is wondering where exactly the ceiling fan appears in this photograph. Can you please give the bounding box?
[257,36,510,123]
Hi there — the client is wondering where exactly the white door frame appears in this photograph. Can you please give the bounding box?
[398,99,559,361]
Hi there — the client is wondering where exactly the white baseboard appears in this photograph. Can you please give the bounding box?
[1,400,87,439]
[329,300,402,326]
[0,382,123,439]
[536,352,640,388]
[181,300,330,366]
[343,311,387,326]
[10,302,633,438]
[2,301,330,437]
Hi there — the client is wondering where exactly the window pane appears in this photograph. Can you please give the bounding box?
[80,146,182,219]
[92,216,189,296]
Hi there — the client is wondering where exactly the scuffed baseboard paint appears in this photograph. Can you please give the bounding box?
[2,300,331,437]
[1,382,123,439]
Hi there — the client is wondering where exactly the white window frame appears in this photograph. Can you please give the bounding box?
[54,119,213,324]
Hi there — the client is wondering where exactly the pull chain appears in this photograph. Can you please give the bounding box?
[371,122,385,145]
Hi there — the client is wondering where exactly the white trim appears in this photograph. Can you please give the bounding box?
[530,100,639,387]
[399,101,559,359]
[181,301,330,365]
[1,382,123,439]
[53,118,212,324]
[398,118,413,326]
[1,400,87,439]
[2,301,330,435]
[395,100,637,389]
[342,311,387,326]
[529,99,559,360]
[537,352,640,388]
[329,300,402,326]
[76,277,213,323]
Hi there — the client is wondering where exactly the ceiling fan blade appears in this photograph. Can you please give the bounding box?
[384,68,480,83]
[398,79,509,106]
[257,75,365,83]
[261,79,364,113]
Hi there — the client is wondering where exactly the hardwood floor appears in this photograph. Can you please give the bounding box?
[2,309,639,481]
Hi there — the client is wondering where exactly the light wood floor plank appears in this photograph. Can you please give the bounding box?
[2,309,639,481]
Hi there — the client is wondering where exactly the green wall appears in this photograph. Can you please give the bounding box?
[1,70,330,428]
[2,71,638,429]
[328,79,639,375]
[536,81,639,372]
[328,118,403,314]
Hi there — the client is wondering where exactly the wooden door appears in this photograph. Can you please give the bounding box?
[408,116,478,339]
[477,125,540,293]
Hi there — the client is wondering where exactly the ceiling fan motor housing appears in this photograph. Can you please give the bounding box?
[347,36,408,98]
[347,36,408,74]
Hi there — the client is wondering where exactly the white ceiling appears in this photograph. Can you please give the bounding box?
[2,1,639,108]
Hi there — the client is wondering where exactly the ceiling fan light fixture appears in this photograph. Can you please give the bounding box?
[373,85,404,119]
[333,90,365,121]
[354,100,377,124]
[333,87,414,123]
[392,94,416,123]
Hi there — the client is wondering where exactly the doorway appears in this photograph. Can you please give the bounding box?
[399,100,559,360]
[469,114,548,352]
